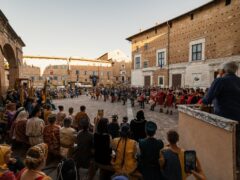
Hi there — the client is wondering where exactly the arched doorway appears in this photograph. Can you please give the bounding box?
[0,44,19,93]
[0,10,25,95]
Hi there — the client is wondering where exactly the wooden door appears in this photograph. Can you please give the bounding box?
[172,74,182,88]
[144,76,151,87]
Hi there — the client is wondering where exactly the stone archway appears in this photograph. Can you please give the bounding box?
[0,10,25,95]
[1,44,19,92]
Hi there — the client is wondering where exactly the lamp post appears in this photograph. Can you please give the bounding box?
[76,70,79,82]
[98,61,100,85]
[67,57,71,87]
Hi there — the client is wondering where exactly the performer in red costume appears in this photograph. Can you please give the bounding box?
[149,89,157,111]
[157,89,166,113]
[164,89,175,115]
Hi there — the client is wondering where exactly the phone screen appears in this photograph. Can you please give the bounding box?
[184,150,196,173]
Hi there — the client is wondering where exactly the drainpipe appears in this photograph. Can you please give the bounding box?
[167,21,170,88]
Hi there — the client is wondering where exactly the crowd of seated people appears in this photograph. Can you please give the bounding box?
[0,95,207,180]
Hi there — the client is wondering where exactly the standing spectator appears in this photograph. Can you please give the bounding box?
[93,110,104,133]
[165,90,175,115]
[0,95,5,108]
[10,110,29,149]
[13,111,29,146]
[56,106,66,126]
[111,124,139,179]
[26,105,45,146]
[130,110,147,142]
[202,61,240,167]
[108,115,120,139]
[24,98,34,116]
[93,118,113,180]
[186,89,198,105]
[43,114,60,156]
[43,104,52,125]
[157,89,166,113]
[74,105,90,131]
[139,93,145,109]
[138,121,164,180]
[60,118,76,158]
[4,103,16,134]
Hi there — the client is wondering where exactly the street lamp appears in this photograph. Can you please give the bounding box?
[76,70,79,82]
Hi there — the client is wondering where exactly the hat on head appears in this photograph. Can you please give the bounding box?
[145,121,157,133]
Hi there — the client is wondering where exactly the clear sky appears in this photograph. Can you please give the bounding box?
[1,0,210,59]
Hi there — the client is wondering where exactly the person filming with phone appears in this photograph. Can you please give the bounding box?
[160,130,206,180]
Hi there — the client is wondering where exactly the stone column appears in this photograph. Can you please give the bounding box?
[8,65,19,89]
[0,50,6,95]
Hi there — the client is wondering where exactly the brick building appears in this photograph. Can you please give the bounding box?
[23,50,131,87]
[127,0,240,88]
[21,63,42,87]
[23,56,113,86]
[41,64,113,86]
[98,50,131,85]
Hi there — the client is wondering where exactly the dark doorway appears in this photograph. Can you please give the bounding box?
[122,76,125,82]
[144,76,151,87]
[172,74,182,88]
[214,71,218,79]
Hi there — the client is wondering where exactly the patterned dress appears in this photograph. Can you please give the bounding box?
[43,124,60,154]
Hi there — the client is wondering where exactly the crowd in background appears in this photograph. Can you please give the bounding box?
[89,86,208,115]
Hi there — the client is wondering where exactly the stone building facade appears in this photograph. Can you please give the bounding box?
[23,56,114,87]
[127,0,240,88]
[41,64,113,86]
[98,50,132,85]
[0,10,25,94]
[21,63,42,87]
[23,49,131,87]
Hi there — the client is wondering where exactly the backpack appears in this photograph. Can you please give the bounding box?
[57,158,79,180]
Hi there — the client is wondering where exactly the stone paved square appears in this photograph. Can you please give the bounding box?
[53,96,178,143]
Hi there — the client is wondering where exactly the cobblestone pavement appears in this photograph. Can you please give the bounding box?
[53,95,128,124]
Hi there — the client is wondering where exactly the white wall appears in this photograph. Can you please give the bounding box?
[131,69,144,87]
[185,62,210,88]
